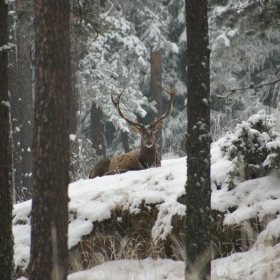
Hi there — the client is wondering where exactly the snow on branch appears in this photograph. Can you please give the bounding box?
[1,101,11,109]
[0,43,16,52]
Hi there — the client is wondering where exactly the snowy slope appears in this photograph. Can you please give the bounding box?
[13,140,280,279]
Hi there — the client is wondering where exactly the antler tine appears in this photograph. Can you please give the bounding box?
[111,86,127,117]
[150,84,176,126]
[111,86,144,129]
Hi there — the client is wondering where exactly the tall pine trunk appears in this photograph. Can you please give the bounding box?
[8,2,22,202]
[69,36,81,182]
[69,39,79,136]
[185,0,211,279]
[29,1,71,279]
[8,0,34,201]
[16,1,33,199]
[150,48,162,157]
[0,1,15,279]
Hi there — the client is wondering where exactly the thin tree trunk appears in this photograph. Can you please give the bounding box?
[16,7,33,199]
[8,2,22,202]
[185,0,211,279]
[69,40,79,135]
[121,131,130,153]
[150,48,162,157]
[69,36,81,182]
[0,1,15,279]
[29,1,71,279]
[8,0,34,201]
[91,101,106,158]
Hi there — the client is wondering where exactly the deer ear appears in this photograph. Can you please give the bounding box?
[129,124,142,134]
[151,120,163,132]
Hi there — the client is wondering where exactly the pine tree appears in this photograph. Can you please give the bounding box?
[209,0,280,126]
[29,0,71,279]
[185,0,212,279]
[78,8,156,158]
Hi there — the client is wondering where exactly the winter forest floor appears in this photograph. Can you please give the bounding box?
[14,112,280,280]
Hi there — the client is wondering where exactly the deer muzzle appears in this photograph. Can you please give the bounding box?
[145,140,153,148]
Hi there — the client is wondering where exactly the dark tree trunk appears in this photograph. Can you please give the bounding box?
[91,101,106,158]
[69,40,79,136]
[29,1,71,279]
[121,131,130,153]
[8,0,34,201]
[8,2,22,202]
[185,0,211,279]
[16,0,33,199]
[0,1,15,279]
[150,48,162,157]
[69,36,81,182]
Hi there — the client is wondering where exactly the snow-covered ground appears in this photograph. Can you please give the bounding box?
[14,139,280,279]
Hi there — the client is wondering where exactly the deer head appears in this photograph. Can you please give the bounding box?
[89,85,176,179]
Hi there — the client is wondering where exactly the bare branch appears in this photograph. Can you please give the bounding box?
[212,78,280,100]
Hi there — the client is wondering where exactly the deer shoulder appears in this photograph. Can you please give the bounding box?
[89,85,176,179]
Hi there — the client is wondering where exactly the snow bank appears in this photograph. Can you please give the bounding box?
[13,136,280,278]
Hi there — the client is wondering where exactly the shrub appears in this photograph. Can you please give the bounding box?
[220,110,280,189]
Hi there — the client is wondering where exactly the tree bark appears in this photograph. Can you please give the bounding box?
[0,1,15,279]
[16,0,33,200]
[29,1,71,279]
[150,48,162,157]
[8,0,34,201]
[69,39,79,136]
[91,101,106,158]
[8,1,22,202]
[68,35,81,182]
[185,0,211,279]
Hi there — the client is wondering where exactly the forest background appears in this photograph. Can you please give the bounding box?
[6,0,280,202]
[1,0,280,279]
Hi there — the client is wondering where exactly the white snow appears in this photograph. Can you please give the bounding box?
[215,33,231,48]
[13,138,280,279]
[1,100,11,108]
[69,134,76,141]
[68,258,185,280]
[0,42,16,52]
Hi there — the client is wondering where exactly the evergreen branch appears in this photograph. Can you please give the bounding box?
[212,78,280,100]
[70,9,100,41]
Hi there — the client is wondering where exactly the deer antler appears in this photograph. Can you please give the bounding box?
[149,84,176,128]
[111,86,144,131]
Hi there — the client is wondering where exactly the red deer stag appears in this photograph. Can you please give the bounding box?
[89,85,176,179]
